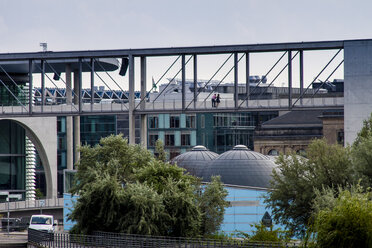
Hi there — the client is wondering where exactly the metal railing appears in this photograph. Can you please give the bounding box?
[0,198,63,212]
[0,96,343,117]
[28,229,298,248]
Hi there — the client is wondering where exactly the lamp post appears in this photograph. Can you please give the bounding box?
[7,197,9,236]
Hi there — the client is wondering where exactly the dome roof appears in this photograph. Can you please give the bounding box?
[202,145,277,188]
[171,146,218,178]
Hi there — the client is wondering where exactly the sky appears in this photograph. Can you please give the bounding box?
[0,0,370,89]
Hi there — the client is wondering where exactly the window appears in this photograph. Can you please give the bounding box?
[148,134,159,146]
[186,115,196,128]
[165,134,175,146]
[149,116,158,129]
[181,133,191,146]
[170,116,180,128]
[201,115,205,128]
[268,149,279,156]
[169,150,180,160]
[296,149,306,157]
[58,137,66,150]
[337,130,344,145]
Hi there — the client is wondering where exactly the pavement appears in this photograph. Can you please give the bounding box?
[0,231,27,247]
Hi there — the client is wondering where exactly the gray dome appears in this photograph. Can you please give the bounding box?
[171,146,218,178]
[202,145,276,188]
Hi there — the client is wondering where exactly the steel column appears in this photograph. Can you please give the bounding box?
[128,54,135,144]
[288,50,292,109]
[234,53,238,109]
[182,54,186,111]
[140,56,147,147]
[78,58,82,113]
[28,60,33,114]
[245,52,250,106]
[41,60,45,112]
[90,58,95,109]
[299,50,304,105]
[193,54,197,109]
[66,64,73,170]
[73,65,81,164]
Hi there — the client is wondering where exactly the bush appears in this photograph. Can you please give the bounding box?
[312,186,372,248]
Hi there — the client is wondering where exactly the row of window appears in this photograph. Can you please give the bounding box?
[149,115,196,129]
[148,133,191,147]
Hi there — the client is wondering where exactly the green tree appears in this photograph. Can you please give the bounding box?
[155,139,167,162]
[135,160,202,237]
[353,113,372,147]
[264,139,354,237]
[312,185,372,248]
[70,134,154,195]
[69,134,229,237]
[352,113,372,186]
[199,176,230,235]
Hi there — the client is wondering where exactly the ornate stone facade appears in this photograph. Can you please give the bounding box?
[254,110,344,155]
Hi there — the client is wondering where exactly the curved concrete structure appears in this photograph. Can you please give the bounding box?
[0,117,57,199]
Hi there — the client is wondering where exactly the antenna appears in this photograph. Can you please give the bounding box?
[40,42,47,52]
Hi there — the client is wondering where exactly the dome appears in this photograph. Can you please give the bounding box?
[202,145,277,188]
[171,146,218,178]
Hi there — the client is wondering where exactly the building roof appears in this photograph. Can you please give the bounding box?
[260,110,323,128]
[171,146,218,178]
[202,145,277,188]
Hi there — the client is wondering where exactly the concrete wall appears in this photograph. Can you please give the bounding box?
[0,117,57,199]
[344,40,372,145]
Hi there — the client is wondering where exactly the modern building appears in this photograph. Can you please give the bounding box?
[147,111,278,159]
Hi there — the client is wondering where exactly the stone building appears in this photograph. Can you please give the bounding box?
[254,109,344,155]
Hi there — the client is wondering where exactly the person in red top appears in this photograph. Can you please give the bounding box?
[212,94,216,107]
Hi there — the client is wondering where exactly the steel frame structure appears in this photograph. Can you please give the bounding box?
[0,39,350,145]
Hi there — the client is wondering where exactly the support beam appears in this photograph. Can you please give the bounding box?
[193,54,197,109]
[90,58,95,110]
[28,60,33,114]
[128,54,135,145]
[73,70,80,164]
[299,50,304,105]
[65,64,73,170]
[245,52,250,106]
[140,56,147,148]
[234,53,238,109]
[66,64,72,105]
[41,60,45,112]
[288,50,292,109]
[182,54,186,110]
[78,58,82,113]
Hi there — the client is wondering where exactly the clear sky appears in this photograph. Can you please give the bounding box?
[0,0,370,88]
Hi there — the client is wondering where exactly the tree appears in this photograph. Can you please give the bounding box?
[264,139,354,237]
[353,113,372,147]
[311,185,372,248]
[352,113,372,186]
[199,176,229,235]
[154,139,167,162]
[69,134,229,237]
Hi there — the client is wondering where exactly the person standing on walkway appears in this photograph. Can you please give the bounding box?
[216,94,220,107]
[212,94,216,107]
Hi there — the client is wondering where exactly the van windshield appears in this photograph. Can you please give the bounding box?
[31,217,52,225]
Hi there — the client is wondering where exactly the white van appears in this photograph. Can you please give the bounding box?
[28,214,55,233]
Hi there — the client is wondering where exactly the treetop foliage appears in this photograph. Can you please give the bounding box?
[311,185,372,248]
[69,134,229,237]
[265,138,353,237]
